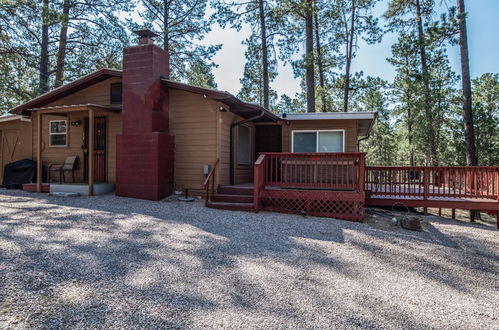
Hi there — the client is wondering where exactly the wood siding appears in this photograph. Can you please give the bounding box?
[0,120,33,181]
[169,89,218,193]
[45,77,122,107]
[281,119,358,153]
[32,111,122,183]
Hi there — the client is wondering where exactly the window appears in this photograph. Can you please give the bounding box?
[49,120,67,147]
[237,125,251,165]
[292,130,344,152]
[110,83,122,104]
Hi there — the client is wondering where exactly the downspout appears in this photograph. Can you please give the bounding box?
[357,114,377,151]
[357,134,370,152]
[230,110,265,185]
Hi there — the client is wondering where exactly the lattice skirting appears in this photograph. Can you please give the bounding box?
[260,189,365,222]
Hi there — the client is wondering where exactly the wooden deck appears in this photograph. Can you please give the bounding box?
[205,154,499,227]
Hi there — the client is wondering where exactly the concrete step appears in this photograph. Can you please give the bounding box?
[207,201,254,212]
[211,193,253,203]
[217,185,254,195]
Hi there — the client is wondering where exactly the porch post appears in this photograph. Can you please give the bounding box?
[88,108,94,196]
[36,112,42,192]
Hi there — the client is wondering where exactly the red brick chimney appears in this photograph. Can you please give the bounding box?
[116,29,175,200]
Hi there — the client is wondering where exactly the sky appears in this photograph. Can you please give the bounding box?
[200,0,499,97]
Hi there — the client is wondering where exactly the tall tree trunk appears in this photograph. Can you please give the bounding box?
[314,12,326,112]
[163,0,170,78]
[258,0,270,109]
[343,0,356,112]
[39,0,50,93]
[54,0,70,88]
[457,0,477,166]
[305,0,315,113]
[415,0,438,165]
[407,93,414,166]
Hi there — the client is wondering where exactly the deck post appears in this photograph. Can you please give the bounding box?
[36,112,42,193]
[88,108,94,196]
[451,208,456,219]
[423,168,429,215]
[358,154,365,193]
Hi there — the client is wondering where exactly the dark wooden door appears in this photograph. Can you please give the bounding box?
[84,117,107,182]
[255,125,282,158]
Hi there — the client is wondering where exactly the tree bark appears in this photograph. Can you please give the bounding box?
[305,0,315,113]
[39,0,50,93]
[54,0,70,88]
[163,0,171,78]
[457,0,477,166]
[343,0,356,112]
[314,12,326,112]
[415,0,438,165]
[258,0,270,109]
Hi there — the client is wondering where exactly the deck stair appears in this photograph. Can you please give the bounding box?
[207,185,254,212]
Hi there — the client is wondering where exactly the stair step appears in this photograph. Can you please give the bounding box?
[212,194,253,203]
[217,185,254,195]
[207,201,254,212]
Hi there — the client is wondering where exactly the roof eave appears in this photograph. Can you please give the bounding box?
[9,68,122,115]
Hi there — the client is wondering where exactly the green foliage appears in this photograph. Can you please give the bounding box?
[137,0,221,82]
[184,59,218,89]
[0,0,131,110]
[472,74,499,165]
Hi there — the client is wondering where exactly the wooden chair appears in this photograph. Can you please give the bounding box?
[47,156,78,183]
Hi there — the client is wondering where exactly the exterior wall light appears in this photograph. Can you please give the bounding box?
[70,121,81,127]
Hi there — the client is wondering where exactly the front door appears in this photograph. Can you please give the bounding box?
[83,117,107,182]
[255,125,282,158]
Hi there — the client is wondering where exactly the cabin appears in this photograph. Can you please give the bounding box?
[4,29,499,226]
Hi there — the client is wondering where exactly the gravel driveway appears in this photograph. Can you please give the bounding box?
[0,189,498,329]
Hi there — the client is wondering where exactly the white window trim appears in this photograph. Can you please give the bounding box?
[237,124,252,166]
[49,120,68,147]
[291,129,345,153]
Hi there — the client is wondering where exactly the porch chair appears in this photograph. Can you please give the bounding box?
[47,156,78,183]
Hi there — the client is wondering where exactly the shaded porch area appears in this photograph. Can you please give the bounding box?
[23,182,115,196]
[30,103,121,196]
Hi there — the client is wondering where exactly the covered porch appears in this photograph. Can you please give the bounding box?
[30,104,122,196]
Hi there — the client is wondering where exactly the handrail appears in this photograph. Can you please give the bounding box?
[365,165,499,200]
[261,152,365,191]
[253,154,266,212]
[204,158,220,206]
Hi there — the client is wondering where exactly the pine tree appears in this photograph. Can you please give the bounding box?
[211,0,280,109]
[137,0,221,82]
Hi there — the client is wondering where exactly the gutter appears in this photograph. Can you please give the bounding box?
[230,110,265,185]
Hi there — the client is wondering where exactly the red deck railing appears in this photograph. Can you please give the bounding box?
[259,152,366,191]
[365,166,499,201]
[253,153,367,219]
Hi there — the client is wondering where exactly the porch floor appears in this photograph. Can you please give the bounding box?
[22,183,115,196]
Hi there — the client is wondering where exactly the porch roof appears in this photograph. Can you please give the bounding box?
[161,79,280,122]
[29,103,122,114]
[280,112,377,137]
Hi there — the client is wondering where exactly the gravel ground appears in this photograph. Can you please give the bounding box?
[0,189,498,329]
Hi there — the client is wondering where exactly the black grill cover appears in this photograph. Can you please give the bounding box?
[2,159,40,189]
